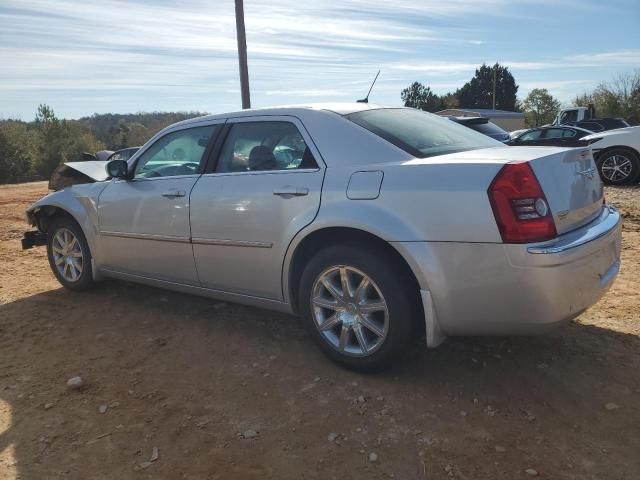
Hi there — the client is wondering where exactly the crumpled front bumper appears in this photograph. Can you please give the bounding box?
[21,230,47,250]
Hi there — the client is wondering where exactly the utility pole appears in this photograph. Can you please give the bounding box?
[234,0,251,109]
[492,64,497,110]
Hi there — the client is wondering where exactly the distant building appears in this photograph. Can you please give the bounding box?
[436,108,525,132]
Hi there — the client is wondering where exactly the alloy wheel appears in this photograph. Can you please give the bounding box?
[310,265,389,357]
[600,154,633,182]
[51,228,84,282]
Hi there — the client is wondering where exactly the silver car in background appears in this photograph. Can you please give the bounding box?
[22,104,621,371]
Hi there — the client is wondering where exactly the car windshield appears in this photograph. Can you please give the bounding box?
[468,121,507,136]
[346,108,501,158]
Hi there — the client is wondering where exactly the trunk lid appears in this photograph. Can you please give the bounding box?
[527,147,603,235]
[405,145,604,237]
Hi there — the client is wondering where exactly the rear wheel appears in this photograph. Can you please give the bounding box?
[299,245,415,372]
[596,148,640,185]
[46,217,94,290]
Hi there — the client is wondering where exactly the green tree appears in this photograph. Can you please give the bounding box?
[456,63,519,111]
[126,122,151,146]
[0,122,34,183]
[65,122,105,162]
[33,104,72,177]
[522,88,561,127]
[440,93,460,110]
[400,82,441,112]
[574,70,640,125]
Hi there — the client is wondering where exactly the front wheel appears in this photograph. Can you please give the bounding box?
[46,217,95,290]
[596,148,640,185]
[299,245,415,372]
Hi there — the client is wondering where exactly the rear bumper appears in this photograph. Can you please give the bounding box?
[393,205,622,337]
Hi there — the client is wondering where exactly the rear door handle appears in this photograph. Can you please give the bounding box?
[161,189,186,198]
[273,186,309,197]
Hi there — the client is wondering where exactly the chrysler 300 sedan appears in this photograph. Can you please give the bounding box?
[22,104,622,371]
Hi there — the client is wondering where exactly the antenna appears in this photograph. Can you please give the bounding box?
[357,70,380,103]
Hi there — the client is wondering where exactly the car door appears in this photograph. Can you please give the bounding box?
[97,122,221,284]
[189,116,325,300]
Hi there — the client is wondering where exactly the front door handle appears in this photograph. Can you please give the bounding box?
[273,186,309,197]
[161,190,186,198]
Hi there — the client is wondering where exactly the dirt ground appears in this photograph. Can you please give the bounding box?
[0,181,638,480]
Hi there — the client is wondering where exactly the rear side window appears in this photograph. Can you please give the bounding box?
[217,121,318,172]
[519,130,543,141]
[543,128,566,139]
[346,108,500,159]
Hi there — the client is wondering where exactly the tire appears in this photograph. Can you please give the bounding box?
[298,244,416,372]
[596,148,640,185]
[46,216,95,291]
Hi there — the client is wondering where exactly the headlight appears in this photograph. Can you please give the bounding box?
[587,137,603,145]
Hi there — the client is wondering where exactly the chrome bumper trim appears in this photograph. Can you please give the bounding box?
[527,206,620,254]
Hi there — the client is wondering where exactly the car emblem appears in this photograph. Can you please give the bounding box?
[577,167,596,179]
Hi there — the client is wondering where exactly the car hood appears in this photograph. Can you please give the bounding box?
[582,125,640,141]
[63,161,110,182]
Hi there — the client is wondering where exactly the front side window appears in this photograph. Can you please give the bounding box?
[134,125,216,179]
[216,121,317,173]
[346,108,500,159]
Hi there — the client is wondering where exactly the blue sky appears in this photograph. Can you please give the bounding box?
[0,0,638,119]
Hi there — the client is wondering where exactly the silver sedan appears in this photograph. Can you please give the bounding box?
[23,104,622,371]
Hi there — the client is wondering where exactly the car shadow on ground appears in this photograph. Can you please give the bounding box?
[1,283,639,479]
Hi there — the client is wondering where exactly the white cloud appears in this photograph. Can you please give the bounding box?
[0,0,635,117]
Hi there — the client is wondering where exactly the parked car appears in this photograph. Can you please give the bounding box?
[22,105,621,371]
[449,116,510,142]
[507,126,593,148]
[509,128,528,139]
[580,126,640,185]
[554,106,630,132]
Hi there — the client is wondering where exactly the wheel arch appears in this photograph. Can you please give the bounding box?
[284,226,424,318]
[26,186,104,276]
[594,144,640,162]
[594,145,640,184]
[29,204,80,232]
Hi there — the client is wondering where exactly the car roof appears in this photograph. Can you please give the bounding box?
[520,125,594,135]
[171,102,387,128]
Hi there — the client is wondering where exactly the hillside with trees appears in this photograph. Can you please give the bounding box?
[0,107,204,183]
[401,66,639,128]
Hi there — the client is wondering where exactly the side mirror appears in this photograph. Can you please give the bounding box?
[106,159,128,179]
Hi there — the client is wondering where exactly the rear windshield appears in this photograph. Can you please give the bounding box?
[346,108,501,158]
[468,121,507,136]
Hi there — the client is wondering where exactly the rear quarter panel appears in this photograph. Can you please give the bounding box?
[309,159,504,244]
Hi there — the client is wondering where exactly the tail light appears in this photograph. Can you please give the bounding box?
[488,162,557,243]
